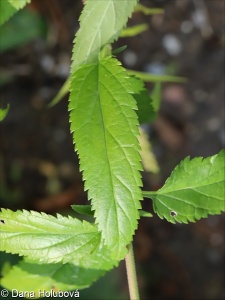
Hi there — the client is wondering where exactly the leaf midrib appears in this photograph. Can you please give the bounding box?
[159,178,224,195]
[96,62,120,243]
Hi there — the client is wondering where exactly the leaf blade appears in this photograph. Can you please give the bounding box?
[69,57,142,260]
[143,150,225,223]
[0,209,101,264]
[0,104,10,121]
[1,245,117,293]
[71,0,138,73]
[0,0,31,26]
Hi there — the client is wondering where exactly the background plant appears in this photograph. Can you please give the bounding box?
[0,1,224,299]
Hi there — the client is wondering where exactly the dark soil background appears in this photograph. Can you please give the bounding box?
[0,0,224,299]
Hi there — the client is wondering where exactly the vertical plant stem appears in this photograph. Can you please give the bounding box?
[125,242,140,300]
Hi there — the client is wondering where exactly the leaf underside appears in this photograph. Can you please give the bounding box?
[2,245,117,294]
[144,150,225,223]
[129,76,155,124]
[69,57,142,260]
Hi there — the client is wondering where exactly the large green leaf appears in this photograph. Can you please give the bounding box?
[71,0,137,73]
[143,150,225,223]
[1,260,81,295]
[0,0,31,26]
[0,209,101,264]
[69,57,142,260]
[1,245,118,294]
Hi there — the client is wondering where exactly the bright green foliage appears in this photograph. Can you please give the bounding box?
[71,0,137,73]
[0,104,10,121]
[138,127,159,173]
[1,0,224,296]
[120,24,148,38]
[127,69,186,83]
[151,82,161,116]
[143,150,225,223]
[135,3,164,15]
[69,56,142,260]
[0,0,31,26]
[1,257,113,293]
[0,209,101,264]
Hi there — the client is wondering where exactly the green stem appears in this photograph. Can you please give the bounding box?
[125,242,140,300]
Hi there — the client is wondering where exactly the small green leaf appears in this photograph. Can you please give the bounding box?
[71,205,93,217]
[0,209,101,264]
[120,24,148,38]
[129,76,155,124]
[135,4,164,15]
[0,0,31,26]
[151,82,161,114]
[112,45,127,55]
[127,69,186,83]
[139,210,153,218]
[143,150,225,223]
[0,104,10,121]
[48,77,70,108]
[138,127,159,173]
[71,0,138,73]
[69,57,142,260]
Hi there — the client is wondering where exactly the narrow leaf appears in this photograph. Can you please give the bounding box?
[0,0,31,26]
[127,69,186,83]
[0,104,10,121]
[48,77,70,108]
[151,82,161,114]
[0,209,101,264]
[138,127,159,173]
[143,150,225,223]
[135,4,164,15]
[129,76,155,124]
[139,210,153,218]
[120,24,148,38]
[71,0,138,73]
[71,205,93,217]
[69,57,142,260]
[112,45,127,55]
